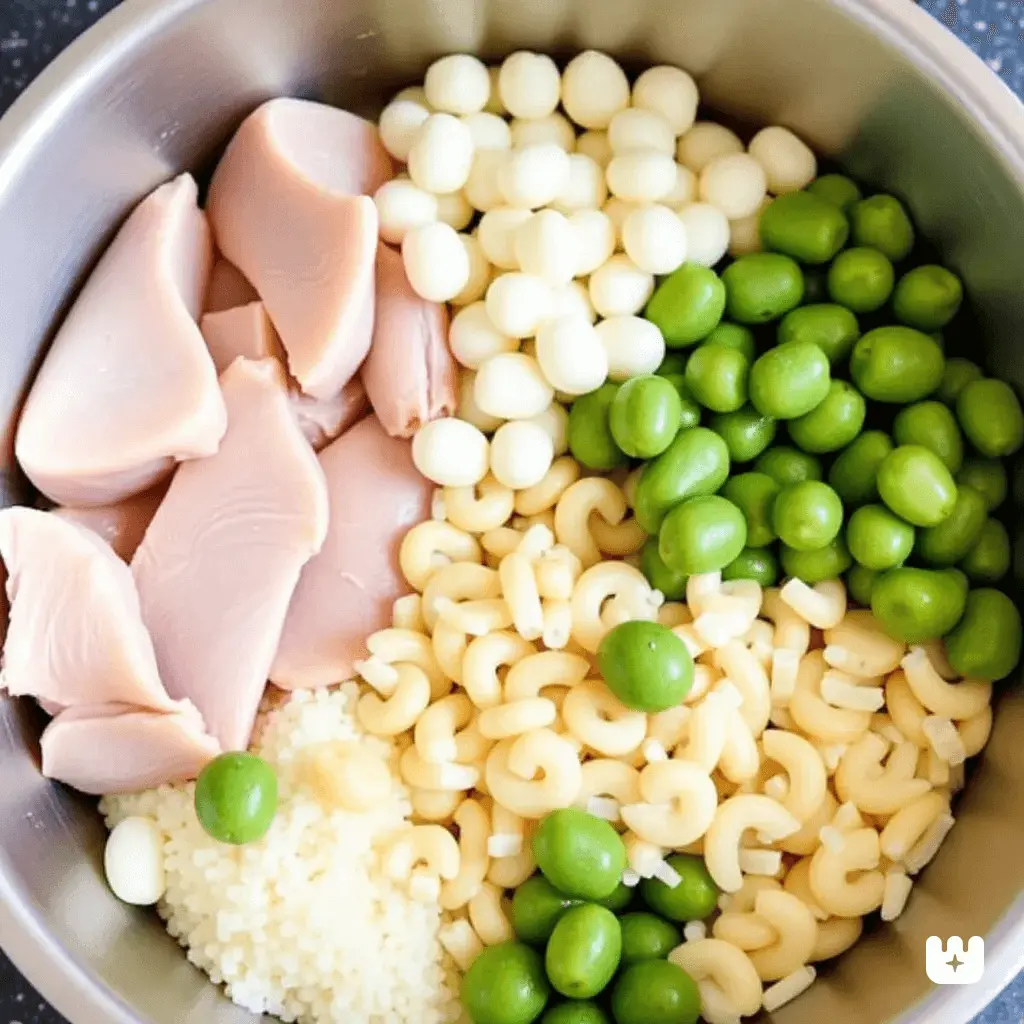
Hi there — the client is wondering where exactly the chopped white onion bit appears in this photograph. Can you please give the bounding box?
[737,849,782,876]
[587,796,622,822]
[652,859,683,888]
[622,869,642,888]
[905,814,956,874]
[922,715,967,766]
[762,967,817,1013]
[881,870,914,922]
[820,671,886,713]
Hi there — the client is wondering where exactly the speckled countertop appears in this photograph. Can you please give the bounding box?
[0,1,1022,1023]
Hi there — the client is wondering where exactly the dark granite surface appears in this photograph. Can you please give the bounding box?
[0,1,1021,1022]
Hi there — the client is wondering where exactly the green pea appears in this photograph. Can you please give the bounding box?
[787,380,866,454]
[698,322,757,362]
[827,247,895,313]
[755,446,823,486]
[892,400,964,474]
[611,961,701,1024]
[646,265,727,348]
[640,854,718,921]
[893,265,963,331]
[641,538,689,601]
[709,405,777,463]
[944,588,1022,681]
[684,344,749,413]
[870,567,967,643]
[597,621,695,713]
[541,1002,610,1024]
[957,378,1024,457]
[568,383,627,471]
[937,357,983,406]
[721,472,780,548]
[659,495,748,576]
[850,194,915,261]
[595,882,635,914]
[849,327,945,403]
[777,304,860,365]
[748,341,831,419]
[877,445,958,527]
[633,427,731,534]
[759,190,850,264]
[533,809,627,901]
[846,563,880,606]
[657,353,688,375]
[462,942,550,1024]
[780,537,853,583]
[610,376,683,459]
[828,430,894,506]
[722,253,805,324]
[957,458,1008,512]
[512,876,585,946]
[807,173,863,212]
[916,485,988,566]
[846,504,915,571]
[619,913,683,966]
[960,519,1011,583]
[545,904,622,1000]
[659,374,703,430]
[194,752,278,845]
[772,480,844,551]
[722,546,780,587]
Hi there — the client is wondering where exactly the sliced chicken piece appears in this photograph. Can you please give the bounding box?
[205,256,258,313]
[15,174,225,506]
[270,415,430,689]
[54,480,169,562]
[363,244,457,438]
[133,357,328,750]
[0,508,179,712]
[207,98,388,400]
[41,702,220,794]
[200,301,369,450]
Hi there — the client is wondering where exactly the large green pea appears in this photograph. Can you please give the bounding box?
[944,588,1022,681]
[748,341,831,419]
[828,430,894,506]
[609,376,684,458]
[657,353,688,376]
[772,480,844,551]
[780,537,853,583]
[849,327,945,403]
[512,876,585,946]
[640,854,718,921]
[960,519,1011,583]
[462,943,550,1024]
[755,446,823,486]
[916,485,988,566]
[194,752,278,845]
[619,913,683,966]
[877,445,958,527]
[893,400,964,474]
[957,379,1024,457]
[659,495,748,576]
[568,384,627,471]
[641,538,689,601]
[684,345,749,413]
[937,358,983,406]
[893,265,964,331]
[777,304,860,365]
[646,265,727,348]
[722,253,805,324]
[957,458,1008,512]
[722,546,780,587]
[660,374,703,430]
[870,567,967,643]
[807,173,862,212]
[540,1002,610,1024]
[846,563,880,606]
[709,406,777,463]
[545,904,622,1000]
[698,322,757,361]
[850,194,915,261]
[759,190,850,264]
[533,809,627,901]
[721,472,781,547]
[846,504,915,571]
[597,621,695,713]
[827,247,895,313]
[787,380,867,454]
[633,428,732,534]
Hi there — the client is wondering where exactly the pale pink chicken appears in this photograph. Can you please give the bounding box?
[15,174,225,506]
[0,508,179,712]
[54,480,169,562]
[362,244,457,437]
[270,415,431,689]
[204,256,258,314]
[200,301,370,450]
[132,357,328,750]
[207,98,389,400]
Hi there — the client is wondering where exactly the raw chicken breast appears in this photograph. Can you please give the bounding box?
[362,244,457,437]
[54,480,169,562]
[0,508,178,712]
[15,174,225,506]
[207,98,388,400]
[290,378,370,452]
[270,415,430,689]
[41,702,220,794]
[204,256,258,313]
[133,358,328,750]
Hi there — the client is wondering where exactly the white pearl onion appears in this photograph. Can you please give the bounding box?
[465,150,509,213]
[550,280,597,324]
[451,234,493,306]
[477,207,533,268]
[606,149,677,203]
[104,817,166,906]
[562,50,630,130]
[514,210,579,286]
[552,154,608,213]
[588,254,655,318]
[436,190,474,230]
[498,51,562,119]
[676,201,732,267]
[378,99,431,162]
[424,54,491,115]
[535,316,609,395]
[413,418,490,486]
[510,114,577,152]
[401,222,471,302]
[677,121,744,172]
[498,144,572,209]
[576,130,613,168]
[393,86,431,107]
[526,402,570,456]
[632,65,700,135]
[373,179,439,245]
[748,126,818,194]
[485,272,554,339]
[663,163,698,206]
[699,152,768,219]
[461,111,513,150]
[570,210,616,276]
[407,113,475,195]
[602,197,640,244]
[490,420,555,489]
[595,316,667,382]
[621,204,688,275]
[458,370,504,433]
[475,352,554,419]
[729,197,772,257]
[449,302,518,368]
[608,108,676,156]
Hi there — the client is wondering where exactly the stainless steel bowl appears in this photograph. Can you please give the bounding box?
[1,1,1022,1021]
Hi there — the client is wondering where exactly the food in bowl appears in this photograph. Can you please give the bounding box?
[1,43,1021,1024]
